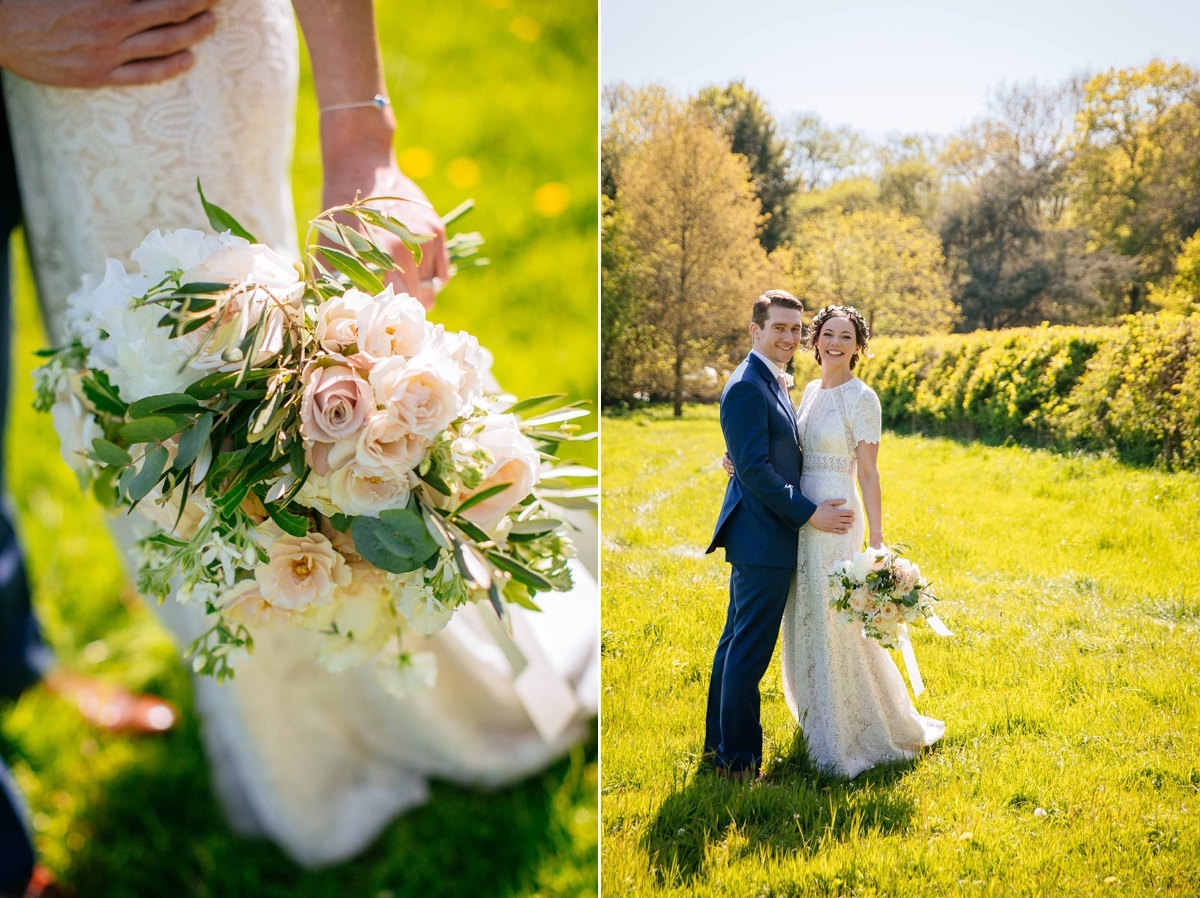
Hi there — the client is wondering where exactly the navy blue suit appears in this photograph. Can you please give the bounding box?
[704,353,816,771]
[0,85,39,893]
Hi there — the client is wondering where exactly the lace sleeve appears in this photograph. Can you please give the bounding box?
[851,385,882,445]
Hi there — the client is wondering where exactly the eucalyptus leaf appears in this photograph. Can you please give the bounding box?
[119,416,180,444]
[329,513,353,533]
[174,412,214,471]
[320,246,385,293]
[128,393,199,419]
[351,499,439,573]
[264,501,309,537]
[92,438,132,467]
[129,445,169,502]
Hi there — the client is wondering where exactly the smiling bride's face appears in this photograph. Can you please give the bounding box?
[815,314,861,372]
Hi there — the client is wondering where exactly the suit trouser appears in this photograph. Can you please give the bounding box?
[0,149,41,889]
[704,563,794,771]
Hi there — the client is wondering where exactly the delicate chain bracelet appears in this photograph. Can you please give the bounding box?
[319,93,392,114]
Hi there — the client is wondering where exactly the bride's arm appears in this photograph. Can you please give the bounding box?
[292,0,451,310]
[856,440,883,549]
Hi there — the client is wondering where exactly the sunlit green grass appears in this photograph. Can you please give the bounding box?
[0,1,597,894]
[602,407,1200,897]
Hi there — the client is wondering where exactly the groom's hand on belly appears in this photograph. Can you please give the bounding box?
[808,499,855,534]
[0,0,218,88]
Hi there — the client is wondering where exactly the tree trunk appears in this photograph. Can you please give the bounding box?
[673,350,684,417]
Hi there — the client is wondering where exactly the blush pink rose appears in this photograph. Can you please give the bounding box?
[369,354,462,439]
[300,363,375,444]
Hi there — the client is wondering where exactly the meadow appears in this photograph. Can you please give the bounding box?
[0,1,597,894]
[602,407,1200,897]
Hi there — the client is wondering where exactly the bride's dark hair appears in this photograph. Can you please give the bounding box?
[807,305,872,370]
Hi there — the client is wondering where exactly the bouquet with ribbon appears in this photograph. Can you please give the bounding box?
[828,546,951,695]
[33,183,596,701]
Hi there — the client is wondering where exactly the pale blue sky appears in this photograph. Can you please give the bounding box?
[602,0,1200,137]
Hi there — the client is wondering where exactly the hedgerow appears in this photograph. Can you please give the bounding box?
[857,313,1200,468]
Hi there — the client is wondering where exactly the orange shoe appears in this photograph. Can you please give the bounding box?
[44,670,178,735]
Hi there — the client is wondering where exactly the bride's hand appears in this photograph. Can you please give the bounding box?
[869,531,884,550]
[320,137,451,310]
[721,452,735,478]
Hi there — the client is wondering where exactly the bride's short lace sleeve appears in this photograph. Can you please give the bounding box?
[850,384,882,445]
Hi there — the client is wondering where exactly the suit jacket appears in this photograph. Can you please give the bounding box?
[706,353,816,568]
[0,87,20,236]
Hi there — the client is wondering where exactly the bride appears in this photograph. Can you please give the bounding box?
[725,305,942,777]
[3,0,597,868]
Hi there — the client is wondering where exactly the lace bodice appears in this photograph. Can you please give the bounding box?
[796,378,881,476]
[2,0,300,344]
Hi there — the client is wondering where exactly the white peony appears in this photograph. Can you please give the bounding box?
[457,414,542,533]
[130,228,224,286]
[369,354,463,440]
[848,551,874,583]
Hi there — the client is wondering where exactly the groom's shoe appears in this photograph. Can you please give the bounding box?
[44,670,178,736]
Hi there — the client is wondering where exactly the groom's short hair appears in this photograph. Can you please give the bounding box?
[752,290,803,329]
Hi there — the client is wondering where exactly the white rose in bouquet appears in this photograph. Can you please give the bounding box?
[459,414,541,533]
[893,558,920,593]
[328,462,414,517]
[355,414,428,478]
[313,288,373,355]
[357,287,426,360]
[369,354,462,440]
[433,325,491,412]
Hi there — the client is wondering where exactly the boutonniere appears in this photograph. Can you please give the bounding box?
[782,372,795,390]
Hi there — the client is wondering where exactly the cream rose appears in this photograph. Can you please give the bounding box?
[315,564,394,671]
[313,288,373,354]
[300,363,374,444]
[847,587,870,614]
[356,413,429,477]
[878,601,900,622]
[458,414,541,533]
[219,580,312,629]
[255,532,351,611]
[893,558,920,593]
[440,327,492,410]
[357,287,426,360]
[328,461,413,517]
[369,354,462,439]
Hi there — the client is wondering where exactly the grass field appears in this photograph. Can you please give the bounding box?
[0,1,597,894]
[602,406,1200,897]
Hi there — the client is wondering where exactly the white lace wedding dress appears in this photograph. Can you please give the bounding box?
[3,0,598,867]
[781,377,943,778]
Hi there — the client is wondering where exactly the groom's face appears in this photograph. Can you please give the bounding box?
[750,307,804,366]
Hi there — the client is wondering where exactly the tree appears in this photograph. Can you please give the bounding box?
[601,196,660,407]
[1070,61,1200,301]
[696,81,796,252]
[619,99,772,415]
[877,134,943,223]
[782,207,958,336]
[1148,232,1200,314]
[937,80,1132,328]
[788,113,871,192]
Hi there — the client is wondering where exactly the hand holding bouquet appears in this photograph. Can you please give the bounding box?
[34,184,596,699]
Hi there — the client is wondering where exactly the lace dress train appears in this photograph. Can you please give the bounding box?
[781,378,943,779]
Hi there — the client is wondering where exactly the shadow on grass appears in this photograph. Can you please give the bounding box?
[642,730,922,888]
[54,706,594,898]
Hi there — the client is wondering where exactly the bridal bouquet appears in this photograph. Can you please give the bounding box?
[33,184,596,698]
[828,546,951,695]
[827,546,943,649]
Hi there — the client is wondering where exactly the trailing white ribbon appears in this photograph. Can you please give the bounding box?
[896,614,953,698]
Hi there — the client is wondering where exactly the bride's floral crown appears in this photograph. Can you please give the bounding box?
[807,304,875,367]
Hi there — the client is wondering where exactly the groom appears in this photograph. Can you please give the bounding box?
[704,290,854,778]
